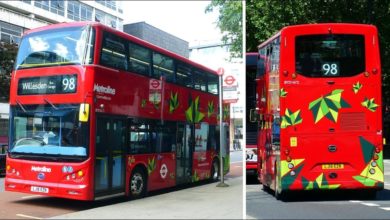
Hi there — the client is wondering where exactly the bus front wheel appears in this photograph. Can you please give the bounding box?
[129,167,147,199]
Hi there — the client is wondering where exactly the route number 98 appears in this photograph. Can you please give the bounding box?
[322,63,338,76]
[62,76,77,92]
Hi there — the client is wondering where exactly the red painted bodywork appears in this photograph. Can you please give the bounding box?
[256,24,383,193]
[5,22,228,200]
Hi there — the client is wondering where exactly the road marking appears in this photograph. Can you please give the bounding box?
[21,195,43,199]
[349,200,363,203]
[16,214,42,219]
[379,207,390,211]
[231,161,243,164]
[384,160,390,164]
[361,203,380,207]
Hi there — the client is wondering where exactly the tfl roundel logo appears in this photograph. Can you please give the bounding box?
[37,172,45,180]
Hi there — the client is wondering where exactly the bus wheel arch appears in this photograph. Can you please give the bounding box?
[129,165,148,200]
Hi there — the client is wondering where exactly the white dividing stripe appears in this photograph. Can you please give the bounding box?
[380,207,390,211]
[16,214,42,219]
[349,200,363,203]
[361,203,380,207]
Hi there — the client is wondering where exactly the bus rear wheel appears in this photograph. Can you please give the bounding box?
[210,159,220,182]
[274,166,286,200]
[129,167,147,199]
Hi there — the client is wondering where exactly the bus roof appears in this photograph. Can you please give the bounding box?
[257,23,377,49]
[23,21,218,76]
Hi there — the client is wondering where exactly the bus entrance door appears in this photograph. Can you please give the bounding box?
[94,116,126,197]
[176,123,193,184]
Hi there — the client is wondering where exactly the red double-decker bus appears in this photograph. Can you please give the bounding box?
[246,52,259,177]
[5,22,230,201]
[254,23,383,199]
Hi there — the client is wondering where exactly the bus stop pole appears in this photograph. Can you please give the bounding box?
[217,73,229,187]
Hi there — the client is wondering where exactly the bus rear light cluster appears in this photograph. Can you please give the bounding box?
[7,166,20,176]
[364,71,370,77]
[291,73,297,79]
[65,170,84,181]
[371,161,377,167]
[375,147,381,153]
[284,149,290,155]
[373,153,379,161]
[369,168,375,174]
[290,171,296,176]
[286,156,292,162]
[288,163,294,169]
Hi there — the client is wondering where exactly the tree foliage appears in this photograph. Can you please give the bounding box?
[206,0,243,58]
[0,42,18,102]
[246,0,390,104]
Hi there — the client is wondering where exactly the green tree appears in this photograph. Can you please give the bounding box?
[0,42,18,102]
[206,0,243,58]
[246,0,390,104]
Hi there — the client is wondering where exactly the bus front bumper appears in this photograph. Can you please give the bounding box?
[5,177,93,200]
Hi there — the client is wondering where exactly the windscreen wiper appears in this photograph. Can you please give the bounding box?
[16,99,26,113]
[44,98,58,110]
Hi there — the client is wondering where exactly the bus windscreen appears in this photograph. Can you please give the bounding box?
[295,34,365,77]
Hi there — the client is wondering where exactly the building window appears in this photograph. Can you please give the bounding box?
[80,4,92,21]
[0,21,24,45]
[0,119,8,137]
[20,0,31,4]
[50,0,65,16]
[96,0,116,11]
[67,1,80,21]
[34,0,49,11]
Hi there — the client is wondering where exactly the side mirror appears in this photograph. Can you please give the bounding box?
[79,103,90,122]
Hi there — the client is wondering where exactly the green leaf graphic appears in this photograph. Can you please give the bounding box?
[207,101,214,118]
[280,88,288,98]
[192,170,200,182]
[353,82,362,94]
[361,97,379,112]
[185,96,205,123]
[281,108,302,129]
[147,157,156,175]
[169,92,179,113]
[141,99,147,108]
[309,89,350,123]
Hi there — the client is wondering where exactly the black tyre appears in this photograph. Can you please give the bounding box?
[210,159,220,182]
[129,167,147,199]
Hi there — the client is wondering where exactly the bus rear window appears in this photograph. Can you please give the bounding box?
[295,34,365,77]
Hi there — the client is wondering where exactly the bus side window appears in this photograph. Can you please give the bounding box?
[176,63,193,88]
[193,69,207,92]
[100,32,127,71]
[152,52,175,82]
[129,120,156,154]
[207,73,218,95]
[128,42,151,76]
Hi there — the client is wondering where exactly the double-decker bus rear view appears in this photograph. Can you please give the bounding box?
[5,22,230,201]
[254,23,383,199]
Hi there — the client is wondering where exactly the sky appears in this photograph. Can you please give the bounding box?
[121,1,222,45]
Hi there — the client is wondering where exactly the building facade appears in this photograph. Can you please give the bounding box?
[0,0,124,45]
[124,22,189,58]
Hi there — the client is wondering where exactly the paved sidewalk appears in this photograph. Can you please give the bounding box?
[50,176,243,219]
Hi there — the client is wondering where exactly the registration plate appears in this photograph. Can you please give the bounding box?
[31,186,49,193]
[322,164,344,169]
